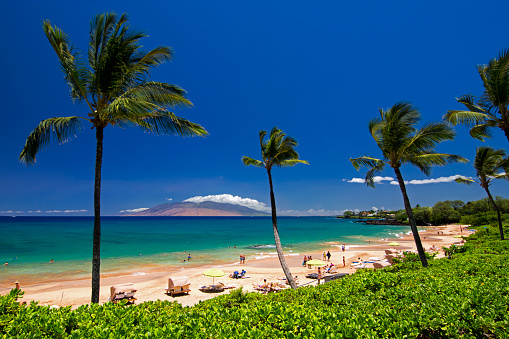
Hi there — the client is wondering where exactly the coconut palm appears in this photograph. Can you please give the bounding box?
[444,49,509,142]
[350,102,467,267]
[19,13,207,303]
[242,127,308,289]
[456,147,509,240]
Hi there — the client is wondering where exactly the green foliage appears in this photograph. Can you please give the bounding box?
[460,211,504,227]
[3,226,509,338]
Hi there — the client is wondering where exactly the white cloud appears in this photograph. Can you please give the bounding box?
[348,174,471,186]
[119,208,150,213]
[347,176,394,184]
[371,206,379,211]
[46,209,88,213]
[392,175,471,185]
[184,194,271,212]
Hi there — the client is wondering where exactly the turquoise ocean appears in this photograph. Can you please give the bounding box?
[0,216,408,284]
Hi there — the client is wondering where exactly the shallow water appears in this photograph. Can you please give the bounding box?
[0,216,408,283]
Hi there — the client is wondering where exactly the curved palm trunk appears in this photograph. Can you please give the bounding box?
[484,186,505,240]
[394,167,428,267]
[91,126,104,303]
[267,168,297,289]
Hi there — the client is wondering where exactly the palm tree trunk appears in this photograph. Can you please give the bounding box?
[267,168,297,289]
[394,167,428,267]
[484,187,505,240]
[91,126,104,303]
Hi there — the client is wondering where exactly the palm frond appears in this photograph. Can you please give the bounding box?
[407,153,468,176]
[407,122,456,152]
[275,159,309,168]
[20,117,83,165]
[43,20,90,106]
[469,120,498,141]
[349,156,384,171]
[133,111,207,137]
[242,156,264,168]
[443,110,491,126]
[455,177,475,185]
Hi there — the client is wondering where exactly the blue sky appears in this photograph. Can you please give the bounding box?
[1,0,508,216]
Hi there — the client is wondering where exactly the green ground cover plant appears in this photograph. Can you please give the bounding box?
[1,223,508,338]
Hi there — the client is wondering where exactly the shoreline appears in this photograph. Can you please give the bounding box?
[0,224,469,308]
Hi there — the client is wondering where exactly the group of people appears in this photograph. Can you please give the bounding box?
[229,269,247,279]
[322,251,332,261]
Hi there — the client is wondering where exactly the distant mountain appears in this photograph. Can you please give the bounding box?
[125,201,270,216]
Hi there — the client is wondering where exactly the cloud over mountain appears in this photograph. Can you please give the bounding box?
[183,194,270,212]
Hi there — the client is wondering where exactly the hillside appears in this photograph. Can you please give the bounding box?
[125,201,270,216]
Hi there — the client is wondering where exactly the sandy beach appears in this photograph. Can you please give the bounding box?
[0,224,469,308]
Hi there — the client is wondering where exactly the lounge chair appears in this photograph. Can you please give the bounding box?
[323,273,349,283]
[199,283,225,293]
[305,272,319,279]
[373,262,391,269]
[166,276,191,296]
[110,283,137,304]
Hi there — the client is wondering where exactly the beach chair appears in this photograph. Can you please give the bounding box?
[323,273,349,283]
[166,276,191,296]
[373,262,391,270]
[110,283,137,304]
[199,284,225,293]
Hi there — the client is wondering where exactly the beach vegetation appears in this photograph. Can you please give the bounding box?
[350,102,467,267]
[242,127,309,289]
[444,49,509,143]
[455,146,509,240]
[1,224,509,337]
[18,12,207,303]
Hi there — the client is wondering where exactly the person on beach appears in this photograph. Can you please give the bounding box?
[343,256,346,267]
[240,253,245,264]
[49,259,54,263]
[187,254,191,261]
[317,267,322,285]
[342,244,345,252]
[307,255,312,269]
[326,251,331,261]
[323,252,326,260]
[303,255,307,266]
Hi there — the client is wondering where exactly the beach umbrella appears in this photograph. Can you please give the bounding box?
[388,242,400,246]
[203,268,226,285]
[305,259,327,266]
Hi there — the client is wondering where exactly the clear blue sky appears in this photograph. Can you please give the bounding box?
[1,0,508,216]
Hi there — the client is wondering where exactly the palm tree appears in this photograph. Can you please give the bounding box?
[19,13,207,303]
[242,127,308,289]
[456,147,509,240]
[444,49,509,142]
[350,102,467,267]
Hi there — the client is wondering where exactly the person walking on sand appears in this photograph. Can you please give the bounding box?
[326,251,331,261]
[343,256,346,267]
[303,255,307,267]
[323,252,326,260]
[240,253,245,264]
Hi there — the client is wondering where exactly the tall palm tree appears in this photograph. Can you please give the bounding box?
[19,13,207,303]
[242,127,308,289]
[444,49,509,142]
[350,102,467,267]
[456,147,509,240]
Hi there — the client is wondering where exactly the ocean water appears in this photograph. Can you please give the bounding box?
[0,216,408,284]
